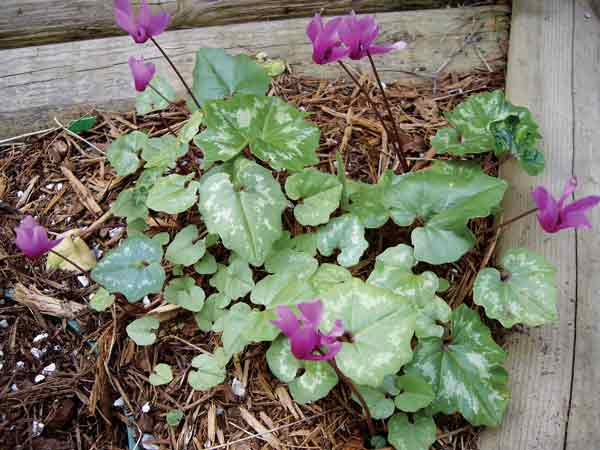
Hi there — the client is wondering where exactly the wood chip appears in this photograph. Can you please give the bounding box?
[61,165,103,215]
[239,407,282,449]
[13,283,86,319]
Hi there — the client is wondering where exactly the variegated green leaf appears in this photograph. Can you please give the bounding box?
[209,255,254,300]
[309,263,352,296]
[177,111,204,144]
[474,248,557,327]
[250,269,317,309]
[136,74,176,115]
[194,293,230,332]
[188,350,227,391]
[194,94,320,171]
[388,413,437,450]
[346,171,393,228]
[193,253,218,275]
[164,277,205,312]
[89,288,115,312]
[147,174,200,215]
[126,316,160,346]
[141,135,188,170]
[112,168,162,221]
[198,158,287,266]
[107,131,149,176]
[149,363,173,386]
[285,169,342,226]
[405,305,509,426]
[316,214,369,267]
[165,225,206,266]
[352,384,396,420]
[393,374,435,412]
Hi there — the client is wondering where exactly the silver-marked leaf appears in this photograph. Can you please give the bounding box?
[112,168,162,221]
[388,413,437,450]
[136,74,176,115]
[193,253,218,275]
[107,131,149,176]
[384,161,507,264]
[166,225,206,266]
[164,277,205,312]
[474,248,557,327]
[367,244,451,338]
[166,410,184,427]
[264,232,318,274]
[352,385,396,420]
[320,278,416,387]
[317,214,369,267]
[188,351,227,391]
[346,171,393,228]
[393,374,435,412]
[141,135,188,171]
[285,169,342,226]
[209,255,254,300]
[126,316,160,346]
[89,288,115,312]
[194,293,230,332]
[266,336,338,404]
[194,94,320,171]
[191,48,270,107]
[149,363,173,386]
[405,305,509,426]
[198,158,287,266]
[91,235,165,303]
[152,232,170,246]
[178,111,205,144]
[250,267,317,308]
[220,303,262,357]
[147,174,200,215]
[309,263,352,296]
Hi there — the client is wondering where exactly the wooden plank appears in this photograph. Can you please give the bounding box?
[478,1,576,449]
[0,6,509,139]
[565,1,600,448]
[0,0,448,49]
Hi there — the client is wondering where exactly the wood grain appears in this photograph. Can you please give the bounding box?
[479,1,576,449]
[0,0,448,49]
[565,1,600,448]
[0,6,509,138]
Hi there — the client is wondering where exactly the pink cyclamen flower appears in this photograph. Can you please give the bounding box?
[307,14,351,65]
[531,177,600,233]
[271,300,344,361]
[128,56,156,92]
[338,11,407,60]
[114,0,171,44]
[14,215,62,259]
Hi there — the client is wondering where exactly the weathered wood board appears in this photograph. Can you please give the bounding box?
[0,0,449,49]
[479,0,576,449]
[565,1,600,448]
[0,6,509,139]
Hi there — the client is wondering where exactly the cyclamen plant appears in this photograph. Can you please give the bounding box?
[15,3,600,449]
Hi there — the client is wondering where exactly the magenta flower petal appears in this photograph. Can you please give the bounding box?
[532,186,559,232]
[113,0,170,43]
[303,341,342,361]
[368,41,408,56]
[289,327,320,359]
[307,14,349,64]
[297,300,323,328]
[338,11,405,60]
[14,215,62,259]
[272,305,301,338]
[128,56,156,92]
[558,177,578,209]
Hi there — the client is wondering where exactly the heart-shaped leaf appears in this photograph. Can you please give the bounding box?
[250,266,318,308]
[264,232,318,274]
[91,235,165,302]
[320,278,416,387]
[141,135,188,171]
[198,158,287,266]
[178,111,205,144]
[164,277,205,312]
[112,168,162,222]
[384,161,507,264]
[285,170,342,226]
[191,48,270,107]
[194,94,320,171]
[474,248,557,327]
[367,244,451,338]
[219,303,263,357]
[309,263,352,296]
[188,350,227,391]
[346,171,394,229]
[89,288,115,312]
[149,363,173,386]
[126,316,160,346]
[193,253,218,275]
[165,225,206,266]
[107,131,149,176]
[147,174,200,215]
[393,374,435,412]
[405,305,509,426]
[352,384,396,420]
[317,214,369,267]
[194,293,230,332]
[388,413,437,450]
[152,232,170,247]
[166,409,184,427]
[209,255,254,300]
[267,336,338,404]
[136,74,176,115]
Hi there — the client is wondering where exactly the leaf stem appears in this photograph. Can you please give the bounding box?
[327,358,376,436]
[148,83,187,114]
[489,207,539,233]
[48,249,90,277]
[150,37,201,110]
[366,52,409,173]
[337,61,406,174]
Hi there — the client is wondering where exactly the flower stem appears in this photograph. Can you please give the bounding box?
[148,83,187,113]
[337,61,407,174]
[327,359,376,436]
[150,37,201,110]
[48,250,90,276]
[366,52,409,173]
[490,207,539,233]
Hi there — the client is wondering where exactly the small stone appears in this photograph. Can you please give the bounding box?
[142,296,151,308]
[231,378,246,398]
[141,434,159,450]
[53,345,62,352]
[31,347,46,359]
[108,228,123,239]
[216,406,224,416]
[45,183,55,190]
[16,191,24,198]
[92,246,103,259]
[33,332,49,343]
[0,319,8,329]
[16,361,25,369]
[10,384,18,392]
[42,363,56,375]
[32,421,45,437]
[34,374,46,383]
[77,276,89,287]
[141,402,151,413]
[113,397,124,408]
[56,183,63,190]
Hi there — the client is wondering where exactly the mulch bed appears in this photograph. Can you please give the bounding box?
[0,68,505,450]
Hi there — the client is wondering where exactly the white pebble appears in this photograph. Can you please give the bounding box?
[56,183,63,190]
[0,363,3,371]
[53,344,62,352]
[16,191,24,198]
[33,332,49,343]
[10,384,18,392]
[16,361,25,369]
[34,374,46,383]
[141,402,151,413]
[142,296,151,308]
[109,228,123,239]
[231,378,246,398]
[92,246,103,259]
[113,397,124,408]
[77,276,89,287]
[141,434,159,450]
[45,183,55,190]
[42,363,56,375]
[0,319,8,329]
[32,421,44,437]
[31,347,46,359]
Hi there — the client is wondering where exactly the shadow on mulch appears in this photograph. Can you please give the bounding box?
[0,69,508,450]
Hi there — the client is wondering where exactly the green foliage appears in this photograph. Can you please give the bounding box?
[107,131,149,176]
[165,225,206,266]
[393,374,435,413]
[112,168,162,222]
[285,169,342,226]
[188,349,228,391]
[474,248,557,327]
[198,158,287,266]
[89,288,115,312]
[178,111,204,144]
[346,171,393,228]
[68,115,96,134]
[194,94,320,170]
[405,305,509,426]
[384,161,507,264]
[146,174,200,215]
[164,277,205,312]
[136,75,176,115]
[194,293,229,332]
[191,48,271,107]
[166,410,184,427]
[149,364,173,386]
[193,253,218,275]
[126,316,160,346]
[352,382,397,420]
[91,235,165,303]
[388,413,437,450]
[316,214,369,268]
[141,135,188,171]
[210,255,255,300]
